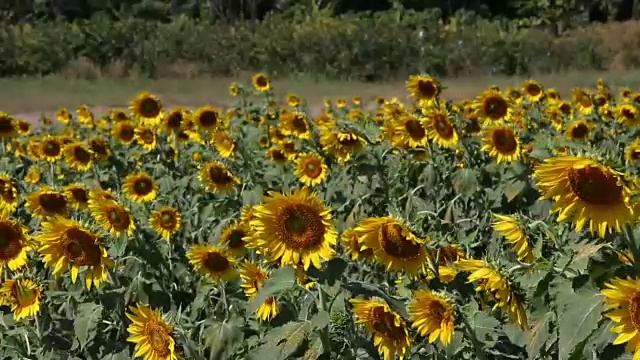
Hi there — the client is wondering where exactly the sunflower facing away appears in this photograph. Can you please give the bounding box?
[218,221,250,258]
[408,289,456,345]
[199,161,241,194]
[123,171,158,203]
[249,187,337,270]
[473,89,512,123]
[252,73,271,92]
[481,124,521,163]
[0,214,31,278]
[350,297,411,360]
[0,278,41,321]
[356,216,428,276]
[341,227,374,261]
[112,120,136,145]
[126,302,179,360]
[212,130,236,158]
[149,206,181,241]
[533,156,634,238]
[130,92,164,126]
[295,153,328,187]
[56,108,72,125]
[601,277,640,360]
[89,198,136,237]
[25,187,69,219]
[63,142,94,171]
[238,261,279,322]
[187,244,238,282]
[491,214,534,263]
[406,74,440,104]
[424,106,459,148]
[37,216,113,289]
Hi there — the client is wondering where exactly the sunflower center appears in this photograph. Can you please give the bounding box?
[208,166,234,184]
[139,98,161,118]
[69,188,89,204]
[279,204,325,250]
[255,76,268,88]
[570,123,589,139]
[417,80,437,98]
[434,115,454,138]
[44,141,61,156]
[144,322,171,357]
[118,125,135,141]
[10,282,38,307]
[629,295,640,330]
[370,307,406,340]
[134,178,153,195]
[90,139,109,156]
[559,103,572,115]
[579,96,592,108]
[160,212,176,228]
[107,205,131,229]
[199,111,219,128]
[405,119,426,140]
[39,193,67,214]
[62,228,102,266]
[623,109,635,120]
[270,149,287,162]
[380,223,421,259]
[204,252,230,272]
[632,150,640,160]
[491,129,518,153]
[303,160,323,178]
[167,112,183,129]
[338,134,361,147]
[73,146,92,164]
[292,115,308,133]
[227,230,246,249]
[484,96,508,120]
[567,165,623,205]
[526,84,542,96]
[139,130,155,144]
[0,117,13,134]
[426,300,446,321]
[0,223,22,260]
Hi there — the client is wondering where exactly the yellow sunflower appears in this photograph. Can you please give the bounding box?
[473,89,512,123]
[0,112,16,138]
[229,84,240,97]
[199,161,241,194]
[408,290,456,345]
[319,128,366,163]
[88,199,136,237]
[249,187,337,270]
[616,103,640,127]
[424,106,459,148]
[522,80,544,102]
[506,87,522,104]
[186,245,238,282]
[0,278,41,320]
[491,214,534,263]
[88,137,111,160]
[335,98,348,109]
[122,172,158,203]
[126,302,179,360]
[218,221,249,258]
[572,88,594,115]
[546,88,561,103]
[76,105,94,127]
[266,147,289,165]
[286,93,301,107]
[36,216,113,289]
[279,111,312,139]
[62,142,93,172]
[252,73,271,92]
[24,167,40,184]
[212,130,236,158]
[0,214,31,278]
[16,119,31,136]
[25,187,69,219]
[63,183,89,210]
[424,244,466,283]
[130,92,164,126]
[564,120,593,141]
[601,277,640,360]
[135,126,157,151]
[39,135,63,162]
[341,228,374,261]
[0,174,19,215]
[481,124,521,163]
[391,114,427,148]
[626,139,640,165]
[110,108,130,122]
[194,106,224,133]
[56,108,72,125]
[162,108,186,135]
[149,207,181,241]
[356,216,428,276]
[295,153,328,187]
[406,74,440,104]
[112,120,136,144]
[533,156,634,238]
[238,261,279,321]
[349,298,411,360]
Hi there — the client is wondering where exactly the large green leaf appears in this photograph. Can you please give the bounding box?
[203,318,244,360]
[558,282,604,359]
[74,302,103,350]
[246,266,296,314]
[249,321,313,360]
[526,310,553,359]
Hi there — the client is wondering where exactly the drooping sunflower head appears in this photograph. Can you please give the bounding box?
[194,105,224,133]
[0,112,17,139]
[122,171,158,203]
[249,187,337,270]
[408,290,456,345]
[252,73,271,92]
[295,153,328,187]
[341,227,374,261]
[56,108,72,124]
[219,221,250,258]
[319,128,367,163]
[481,124,521,163]
[0,214,31,277]
[522,80,544,102]
[406,74,441,103]
[0,278,41,321]
[187,245,238,282]
[25,187,69,219]
[424,106,458,148]
[565,120,593,141]
[474,89,512,123]
[491,213,534,263]
[199,161,241,194]
[88,199,136,237]
[149,206,181,241]
[62,142,93,171]
[129,92,164,125]
[39,135,63,162]
[126,303,177,360]
[112,120,136,144]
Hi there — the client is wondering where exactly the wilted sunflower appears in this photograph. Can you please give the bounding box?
[565,120,593,141]
[533,156,634,238]
[280,111,312,139]
[626,139,640,164]
[199,161,240,193]
[492,214,534,263]
[62,142,93,171]
[356,216,428,276]
[126,303,179,360]
[424,106,458,148]
[112,120,136,144]
[0,214,31,278]
[239,261,279,321]
[194,106,224,133]
[187,245,238,282]
[600,277,640,360]
[135,126,157,151]
[350,298,411,360]
[25,187,68,219]
[522,80,544,102]
[249,187,337,270]
[456,259,528,329]
[341,228,374,261]
[0,174,19,215]
[218,221,249,257]
[39,135,63,162]
[212,130,236,158]
[148,206,181,241]
[252,73,271,92]
[0,278,41,321]
[474,89,512,123]
[37,216,113,289]
[406,74,440,104]
[408,290,456,345]
[0,113,16,139]
[89,199,136,237]
[122,172,158,203]
[295,153,328,187]
[616,103,640,127]
[130,92,164,126]
[56,108,72,125]
[481,124,521,163]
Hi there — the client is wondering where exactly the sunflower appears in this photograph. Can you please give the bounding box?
[423,244,466,283]
[56,108,72,125]
[533,156,634,238]
[0,214,30,278]
[25,187,69,219]
[135,126,157,151]
[39,135,63,162]
[148,206,181,241]
[424,106,459,148]
[565,120,593,141]
[88,188,119,203]
[162,108,186,135]
[15,119,31,136]
[229,83,241,97]
[406,74,440,104]
[601,277,640,359]
[0,174,19,215]
[88,137,111,160]
[0,113,16,139]
[341,228,374,261]
[280,111,312,139]
[252,73,271,92]
[474,89,512,123]
[266,147,289,165]
[626,139,640,164]
[62,142,93,172]
[390,114,426,148]
[572,88,594,115]
[249,187,337,270]
[37,216,113,289]
[88,199,136,237]
[112,120,136,144]
[279,139,299,160]
[219,221,249,257]
[122,172,158,203]
[239,261,279,321]
[126,303,179,360]
[199,161,240,194]
[109,108,130,122]
[407,290,456,345]
[546,88,561,103]
[522,80,544,102]
[481,124,521,163]
[353,96,362,106]
[349,298,411,360]
[616,103,640,127]
[0,278,41,320]
[76,105,94,127]
[24,167,40,184]
[194,106,224,133]
[335,98,348,109]
[295,153,328,187]
[212,130,236,158]
[456,259,528,329]
[63,183,89,210]
[319,128,366,163]
[286,93,301,107]
[130,92,164,126]
[187,245,238,282]
[356,216,428,276]
[491,214,534,263]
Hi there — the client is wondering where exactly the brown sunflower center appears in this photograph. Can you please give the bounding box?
[73,146,92,164]
[39,193,67,214]
[43,141,61,157]
[526,84,542,96]
[139,98,161,118]
[90,139,109,157]
[628,294,640,330]
[483,96,508,120]
[303,159,323,178]
[567,165,623,205]
[144,322,172,357]
[133,178,153,196]
[227,230,246,249]
[292,115,308,133]
[559,103,572,115]
[204,251,230,272]
[118,124,135,142]
[166,112,183,129]
[491,129,518,153]
[0,117,14,135]
[579,95,593,108]
[106,205,132,230]
[62,227,102,266]
[10,282,38,307]
[18,121,30,133]
[138,130,155,144]
[0,223,22,260]
[570,123,589,139]
[198,110,219,128]
[622,108,635,120]
[279,204,325,250]
[631,150,640,160]
[255,76,268,88]
[208,165,234,185]
[380,223,421,259]
[405,119,426,140]
[426,300,446,322]
[270,149,287,162]
[160,212,177,228]
[69,188,89,204]
[433,115,454,138]
[370,306,406,340]
[417,80,437,98]
[338,134,361,147]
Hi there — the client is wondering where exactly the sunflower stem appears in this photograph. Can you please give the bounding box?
[623,225,640,271]
[461,313,488,360]
[317,286,332,355]
[219,281,229,319]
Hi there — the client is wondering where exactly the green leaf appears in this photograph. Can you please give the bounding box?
[504,179,526,202]
[453,168,478,196]
[247,266,296,314]
[310,310,330,330]
[74,302,103,350]
[203,318,244,360]
[249,321,313,360]
[526,311,553,359]
[569,242,608,273]
[303,335,324,360]
[558,282,603,359]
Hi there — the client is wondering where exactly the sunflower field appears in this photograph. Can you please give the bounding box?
[2,74,640,360]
